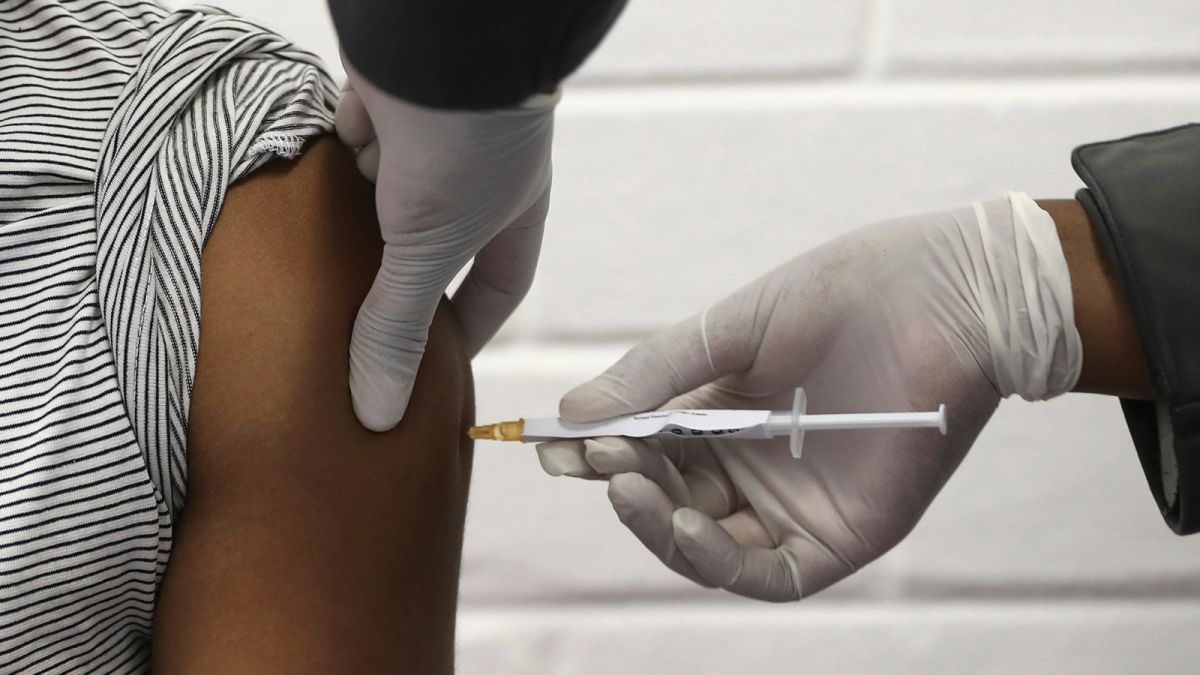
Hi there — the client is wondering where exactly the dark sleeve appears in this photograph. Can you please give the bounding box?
[328,0,628,110]
[1071,123,1200,534]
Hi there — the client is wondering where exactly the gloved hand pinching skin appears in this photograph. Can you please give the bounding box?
[536,194,1081,601]
[336,55,557,431]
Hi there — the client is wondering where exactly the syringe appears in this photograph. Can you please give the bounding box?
[469,388,947,459]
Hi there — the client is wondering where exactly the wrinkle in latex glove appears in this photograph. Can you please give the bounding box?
[966,193,1082,400]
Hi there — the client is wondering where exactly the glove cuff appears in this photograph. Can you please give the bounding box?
[970,192,1083,401]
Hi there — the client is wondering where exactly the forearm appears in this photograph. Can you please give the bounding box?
[1037,199,1153,400]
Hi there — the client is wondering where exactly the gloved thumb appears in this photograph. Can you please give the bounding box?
[334,84,375,148]
[560,278,770,423]
[558,314,709,422]
[348,243,449,431]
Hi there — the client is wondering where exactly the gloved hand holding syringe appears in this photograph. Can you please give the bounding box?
[470,388,946,460]
[489,193,1081,603]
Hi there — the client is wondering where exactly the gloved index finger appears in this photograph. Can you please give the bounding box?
[450,187,548,357]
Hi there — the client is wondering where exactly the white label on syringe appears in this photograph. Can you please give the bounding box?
[522,409,773,441]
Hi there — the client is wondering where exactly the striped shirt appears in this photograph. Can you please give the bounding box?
[0,1,336,670]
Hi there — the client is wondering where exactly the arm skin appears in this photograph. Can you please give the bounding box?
[1039,199,1154,400]
[151,137,474,673]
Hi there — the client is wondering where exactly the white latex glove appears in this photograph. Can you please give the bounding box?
[537,193,1082,601]
[336,56,557,430]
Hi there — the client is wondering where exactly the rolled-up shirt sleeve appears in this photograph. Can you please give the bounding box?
[328,0,627,109]
[1072,123,1200,534]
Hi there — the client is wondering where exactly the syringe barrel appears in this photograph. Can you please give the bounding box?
[766,407,946,436]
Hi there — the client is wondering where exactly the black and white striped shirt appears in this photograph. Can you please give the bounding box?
[0,1,335,669]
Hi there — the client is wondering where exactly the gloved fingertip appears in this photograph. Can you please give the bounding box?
[582,436,633,473]
[334,88,374,147]
[536,441,589,477]
[351,394,402,432]
[557,388,596,422]
[611,469,650,488]
[606,472,650,511]
[349,366,411,433]
[671,507,707,540]
[355,142,380,183]
[559,383,626,423]
[671,508,732,572]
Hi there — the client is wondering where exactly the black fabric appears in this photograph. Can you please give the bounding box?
[328,0,627,109]
[1072,123,1200,534]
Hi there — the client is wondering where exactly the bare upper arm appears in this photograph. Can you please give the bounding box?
[152,136,474,673]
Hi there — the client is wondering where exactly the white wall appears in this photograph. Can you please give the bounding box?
[172,1,1200,672]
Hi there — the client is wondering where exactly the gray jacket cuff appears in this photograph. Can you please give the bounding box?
[1073,123,1200,534]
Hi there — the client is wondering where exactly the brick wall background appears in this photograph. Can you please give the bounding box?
[177,1,1200,672]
